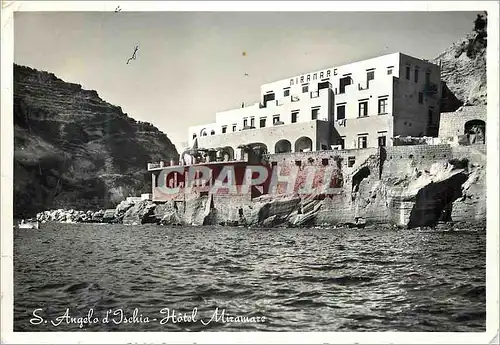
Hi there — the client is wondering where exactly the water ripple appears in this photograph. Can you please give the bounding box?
[14,223,486,332]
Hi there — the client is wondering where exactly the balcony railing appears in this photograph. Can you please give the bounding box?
[148,160,178,170]
[358,81,372,91]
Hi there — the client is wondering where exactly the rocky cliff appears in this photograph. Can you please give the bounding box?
[14,64,178,217]
[435,15,487,110]
[39,144,483,229]
[161,145,485,229]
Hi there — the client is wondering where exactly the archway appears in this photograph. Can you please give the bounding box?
[244,142,268,154]
[239,142,268,161]
[295,136,313,152]
[218,146,235,161]
[275,139,292,154]
[200,128,208,137]
[464,119,485,144]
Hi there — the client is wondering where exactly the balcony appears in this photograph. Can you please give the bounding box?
[358,82,369,91]
[148,160,178,171]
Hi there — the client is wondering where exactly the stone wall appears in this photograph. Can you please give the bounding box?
[438,105,486,138]
[269,147,379,172]
[383,144,453,176]
[147,143,485,228]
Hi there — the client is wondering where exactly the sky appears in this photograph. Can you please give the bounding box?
[14,10,479,152]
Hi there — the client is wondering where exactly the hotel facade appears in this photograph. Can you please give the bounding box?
[188,52,441,159]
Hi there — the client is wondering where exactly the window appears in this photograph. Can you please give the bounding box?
[406,66,411,80]
[232,124,237,132]
[318,81,330,90]
[378,98,388,114]
[378,136,386,147]
[428,109,433,125]
[260,117,266,128]
[339,76,352,94]
[192,134,197,139]
[418,92,424,104]
[221,126,227,134]
[337,105,346,120]
[414,68,419,83]
[263,92,275,106]
[284,88,290,97]
[425,72,431,85]
[243,118,248,127]
[311,108,319,120]
[291,111,299,123]
[273,115,280,124]
[302,85,309,93]
[358,135,368,149]
[338,137,345,149]
[358,101,368,117]
[387,67,393,75]
[210,130,215,135]
[348,156,356,167]
[367,70,375,82]
[250,117,255,128]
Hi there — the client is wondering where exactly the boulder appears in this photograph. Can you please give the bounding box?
[122,200,157,225]
[114,199,137,221]
[102,209,117,223]
[92,209,105,222]
[261,214,287,228]
[153,202,178,223]
[160,211,182,225]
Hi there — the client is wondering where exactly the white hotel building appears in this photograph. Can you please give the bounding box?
[187,52,441,159]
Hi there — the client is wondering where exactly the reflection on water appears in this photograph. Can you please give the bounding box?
[14,223,485,331]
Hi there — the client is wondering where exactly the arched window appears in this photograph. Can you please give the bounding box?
[210,130,215,135]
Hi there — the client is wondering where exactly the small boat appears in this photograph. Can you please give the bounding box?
[18,219,40,229]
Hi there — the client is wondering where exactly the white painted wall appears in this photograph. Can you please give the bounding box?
[187,52,441,149]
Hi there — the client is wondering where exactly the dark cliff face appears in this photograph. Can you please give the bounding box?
[14,64,178,217]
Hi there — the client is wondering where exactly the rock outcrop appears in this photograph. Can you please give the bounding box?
[435,14,487,110]
[37,209,104,223]
[35,143,486,229]
[14,64,178,218]
[122,200,157,225]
